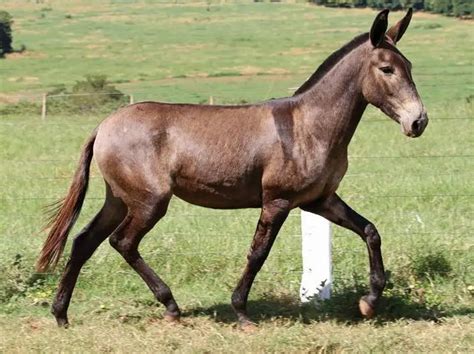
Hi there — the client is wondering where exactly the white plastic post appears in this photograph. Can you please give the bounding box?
[300,211,332,302]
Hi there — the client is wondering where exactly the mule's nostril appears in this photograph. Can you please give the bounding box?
[411,119,420,133]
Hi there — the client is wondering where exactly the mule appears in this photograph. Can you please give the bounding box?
[37,9,428,328]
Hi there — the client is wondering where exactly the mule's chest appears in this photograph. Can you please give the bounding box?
[282,155,348,208]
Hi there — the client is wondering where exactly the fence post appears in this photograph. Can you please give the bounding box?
[209,96,214,105]
[300,211,332,302]
[129,94,134,105]
[41,93,47,120]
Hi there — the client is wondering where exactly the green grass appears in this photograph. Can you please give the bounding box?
[1,1,473,352]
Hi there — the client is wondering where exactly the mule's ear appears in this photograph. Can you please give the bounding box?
[370,9,389,47]
[386,8,413,44]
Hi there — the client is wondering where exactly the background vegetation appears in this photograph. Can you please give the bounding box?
[0,10,13,56]
[312,0,472,18]
[0,1,472,352]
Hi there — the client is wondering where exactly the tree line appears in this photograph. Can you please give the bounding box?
[310,0,472,17]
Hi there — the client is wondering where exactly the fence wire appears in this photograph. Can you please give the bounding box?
[1,83,472,285]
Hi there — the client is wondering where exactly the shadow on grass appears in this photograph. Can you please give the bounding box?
[184,285,473,325]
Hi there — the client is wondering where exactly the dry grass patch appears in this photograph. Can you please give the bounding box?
[163,44,210,53]
[282,47,318,56]
[7,76,40,83]
[0,315,472,353]
[4,51,47,60]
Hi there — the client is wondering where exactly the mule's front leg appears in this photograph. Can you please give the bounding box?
[301,193,386,318]
[231,199,290,328]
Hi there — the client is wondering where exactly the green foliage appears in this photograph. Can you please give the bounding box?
[452,0,474,16]
[364,0,402,10]
[310,0,471,16]
[401,0,425,10]
[428,0,453,13]
[0,75,129,116]
[0,254,51,304]
[0,10,13,56]
[0,100,40,116]
[0,75,129,115]
[65,74,128,114]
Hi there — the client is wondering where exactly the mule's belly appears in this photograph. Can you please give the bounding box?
[173,169,262,209]
[171,153,348,210]
[172,176,262,209]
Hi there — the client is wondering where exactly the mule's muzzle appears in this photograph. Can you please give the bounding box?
[408,112,428,138]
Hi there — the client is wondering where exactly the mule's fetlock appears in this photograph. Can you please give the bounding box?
[52,307,69,327]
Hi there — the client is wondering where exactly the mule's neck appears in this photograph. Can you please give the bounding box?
[295,43,369,150]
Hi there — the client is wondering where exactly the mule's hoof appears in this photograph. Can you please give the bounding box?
[164,312,180,323]
[359,297,375,319]
[56,318,69,328]
[239,319,257,333]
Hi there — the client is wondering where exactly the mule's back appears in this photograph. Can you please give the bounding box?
[94,101,283,208]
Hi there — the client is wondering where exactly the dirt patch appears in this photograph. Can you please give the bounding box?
[237,66,262,76]
[318,27,363,33]
[4,51,47,60]
[88,14,139,23]
[281,47,317,56]
[85,44,104,50]
[168,17,196,25]
[7,76,40,83]
[69,35,108,44]
[0,94,21,104]
[119,73,296,91]
[267,68,291,75]
[219,66,291,76]
[163,44,209,53]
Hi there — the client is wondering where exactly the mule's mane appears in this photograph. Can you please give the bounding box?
[293,33,369,96]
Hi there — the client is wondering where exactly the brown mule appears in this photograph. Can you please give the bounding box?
[37,9,428,328]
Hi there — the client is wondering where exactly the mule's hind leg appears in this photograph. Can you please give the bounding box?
[52,187,126,327]
[109,195,180,321]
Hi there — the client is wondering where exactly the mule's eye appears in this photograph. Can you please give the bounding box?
[380,66,394,75]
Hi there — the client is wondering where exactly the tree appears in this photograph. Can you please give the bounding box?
[0,11,13,57]
[452,0,473,16]
[431,0,453,14]
[400,0,425,10]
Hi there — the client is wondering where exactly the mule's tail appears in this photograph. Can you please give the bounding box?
[36,130,98,272]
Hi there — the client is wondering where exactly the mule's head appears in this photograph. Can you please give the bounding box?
[362,9,428,138]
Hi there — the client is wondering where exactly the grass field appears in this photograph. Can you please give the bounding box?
[1,1,473,352]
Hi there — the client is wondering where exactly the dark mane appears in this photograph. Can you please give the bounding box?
[294,33,369,95]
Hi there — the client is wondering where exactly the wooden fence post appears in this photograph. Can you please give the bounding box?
[41,93,47,120]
